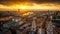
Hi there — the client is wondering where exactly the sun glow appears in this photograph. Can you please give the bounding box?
[20,6,26,9]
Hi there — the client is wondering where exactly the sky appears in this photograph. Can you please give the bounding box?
[0,0,60,11]
[0,0,60,5]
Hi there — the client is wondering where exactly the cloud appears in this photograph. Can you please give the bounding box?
[0,0,60,5]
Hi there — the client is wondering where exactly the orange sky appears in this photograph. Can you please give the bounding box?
[0,2,60,11]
